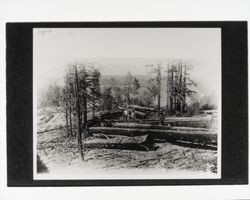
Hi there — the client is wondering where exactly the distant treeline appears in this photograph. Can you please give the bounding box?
[39,61,216,116]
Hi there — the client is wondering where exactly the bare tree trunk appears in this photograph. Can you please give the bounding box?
[170,67,174,113]
[157,64,161,117]
[157,91,161,115]
[83,90,87,130]
[127,91,131,105]
[74,65,84,161]
[179,62,182,113]
[69,103,73,137]
[183,64,187,112]
[65,101,69,137]
[172,68,176,112]
[166,65,169,112]
[92,105,95,118]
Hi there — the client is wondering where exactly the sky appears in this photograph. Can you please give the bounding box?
[33,28,221,103]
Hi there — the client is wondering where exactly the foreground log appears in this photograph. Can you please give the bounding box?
[89,127,217,145]
[160,139,217,150]
[83,134,154,151]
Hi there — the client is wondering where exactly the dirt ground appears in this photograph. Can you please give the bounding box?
[36,107,218,178]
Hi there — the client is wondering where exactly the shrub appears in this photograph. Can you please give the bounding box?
[37,155,48,173]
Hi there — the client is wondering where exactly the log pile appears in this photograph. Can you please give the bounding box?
[87,116,217,150]
[89,126,217,146]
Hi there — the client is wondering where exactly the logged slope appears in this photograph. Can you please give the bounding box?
[36,107,218,177]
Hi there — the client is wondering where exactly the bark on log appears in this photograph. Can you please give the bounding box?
[134,110,147,116]
[128,105,155,111]
[142,117,211,122]
[117,106,125,110]
[113,123,216,133]
[140,120,211,128]
[89,127,217,144]
[83,135,153,151]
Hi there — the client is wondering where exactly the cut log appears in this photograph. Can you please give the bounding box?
[83,135,154,151]
[134,110,147,117]
[171,126,216,132]
[167,121,211,128]
[117,106,125,110]
[113,122,216,133]
[128,105,155,112]
[140,120,211,128]
[89,127,217,144]
[165,139,217,151]
[86,134,148,144]
[142,116,211,122]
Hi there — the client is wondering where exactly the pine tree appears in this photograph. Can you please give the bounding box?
[101,87,113,110]
[123,72,134,104]
[147,63,162,116]
[63,64,89,161]
[166,60,196,114]
[73,65,84,161]
[87,67,101,118]
[131,76,140,104]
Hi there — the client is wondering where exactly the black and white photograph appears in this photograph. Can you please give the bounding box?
[2,0,250,199]
[34,28,221,179]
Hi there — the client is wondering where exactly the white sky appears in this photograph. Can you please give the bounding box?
[33,28,221,101]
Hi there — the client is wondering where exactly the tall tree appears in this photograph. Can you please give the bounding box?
[109,78,124,108]
[123,72,134,104]
[63,64,89,161]
[123,72,141,105]
[62,88,69,137]
[64,69,75,137]
[131,76,140,104]
[166,60,196,114]
[73,65,84,161]
[87,67,101,118]
[77,65,88,130]
[147,63,162,116]
[101,87,113,110]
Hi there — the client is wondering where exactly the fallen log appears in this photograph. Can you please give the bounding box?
[164,139,217,151]
[139,120,211,128]
[128,105,155,112]
[113,122,216,133]
[166,121,211,128]
[117,106,125,110]
[134,110,147,117]
[86,134,148,144]
[88,127,217,144]
[83,134,154,151]
[171,126,216,132]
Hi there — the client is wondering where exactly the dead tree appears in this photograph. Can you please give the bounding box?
[147,63,162,117]
[68,98,73,137]
[166,60,196,114]
[63,84,70,137]
[65,98,69,136]
[87,68,101,118]
[64,72,74,137]
[74,65,84,161]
